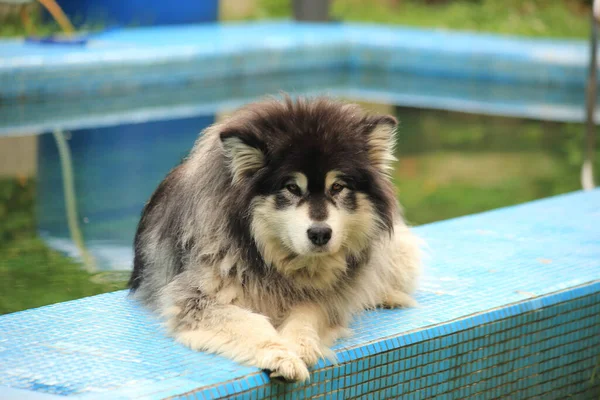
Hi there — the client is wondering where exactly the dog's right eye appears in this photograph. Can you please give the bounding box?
[285,183,302,196]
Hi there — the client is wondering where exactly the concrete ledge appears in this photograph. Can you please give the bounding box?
[0,190,598,399]
[0,22,596,99]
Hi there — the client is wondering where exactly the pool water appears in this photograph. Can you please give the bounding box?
[0,71,598,312]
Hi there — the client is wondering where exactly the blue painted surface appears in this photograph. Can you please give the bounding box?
[0,189,598,398]
[54,0,218,27]
[0,22,596,99]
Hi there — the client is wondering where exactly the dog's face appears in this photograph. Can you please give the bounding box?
[219,98,398,275]
[252,169,373,257]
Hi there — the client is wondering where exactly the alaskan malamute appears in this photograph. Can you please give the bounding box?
[129,96,421,382]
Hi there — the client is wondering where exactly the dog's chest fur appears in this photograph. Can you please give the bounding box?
[196,252,365,327]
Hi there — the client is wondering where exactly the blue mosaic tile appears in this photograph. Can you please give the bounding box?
[0,191,599,398]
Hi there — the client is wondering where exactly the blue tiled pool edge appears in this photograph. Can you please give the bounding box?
[1,270,598,399]
[0,189,599,399]
[0,22,597,99]
[176,281,600,400]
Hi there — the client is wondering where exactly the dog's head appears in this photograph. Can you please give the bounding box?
[219,97,398,279]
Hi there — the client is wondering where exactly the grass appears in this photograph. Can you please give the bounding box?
[0,3,104,38]
[0,4,59,38]
[250,0,593,39]
[392,151,565,225]
[0,178,126,315]
[0,0,594,38]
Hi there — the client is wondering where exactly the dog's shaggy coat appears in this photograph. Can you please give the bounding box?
[129,96,421,382]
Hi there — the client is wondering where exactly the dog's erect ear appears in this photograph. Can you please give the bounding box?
[364,115,398,175]
[220,130,266,185]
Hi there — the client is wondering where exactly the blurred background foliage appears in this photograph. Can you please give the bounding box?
[0,0,595,38]
[244,0,593,38]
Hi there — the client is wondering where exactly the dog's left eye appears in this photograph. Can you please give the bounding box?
[330,183,344,195]
[286,183,302,196]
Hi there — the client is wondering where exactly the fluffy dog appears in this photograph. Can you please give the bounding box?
[128,96,421,382]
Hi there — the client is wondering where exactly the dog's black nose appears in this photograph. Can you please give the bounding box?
[307,225,332,246]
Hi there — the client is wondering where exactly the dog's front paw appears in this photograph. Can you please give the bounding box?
[257,342,310,383]
[287,335,338,367]
[293,336,326,366]
[268,355,310,383]
[279,328,329,367]
[381,291,418,309]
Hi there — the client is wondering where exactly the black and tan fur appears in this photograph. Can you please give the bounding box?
[129,96,422,382]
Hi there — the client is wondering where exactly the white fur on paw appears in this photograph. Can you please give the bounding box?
[268,356,310,383]
[258,344,310,382]
[383,291,418,308]
[294,337,325,366]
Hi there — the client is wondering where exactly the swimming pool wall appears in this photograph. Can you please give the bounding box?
[0,22,597,100]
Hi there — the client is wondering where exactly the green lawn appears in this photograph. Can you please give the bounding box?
[0,178,126,314]
[251,0,593,39]
[0,0,594,38]
[0,4,58,38]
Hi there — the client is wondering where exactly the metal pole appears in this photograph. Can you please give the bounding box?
[292,0,329,22]
[582,1,599,190]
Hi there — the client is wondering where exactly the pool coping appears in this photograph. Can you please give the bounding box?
[0,188,599,399]
[170,280,600,400]
[2,278,598,400]
[0,22,597,99]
